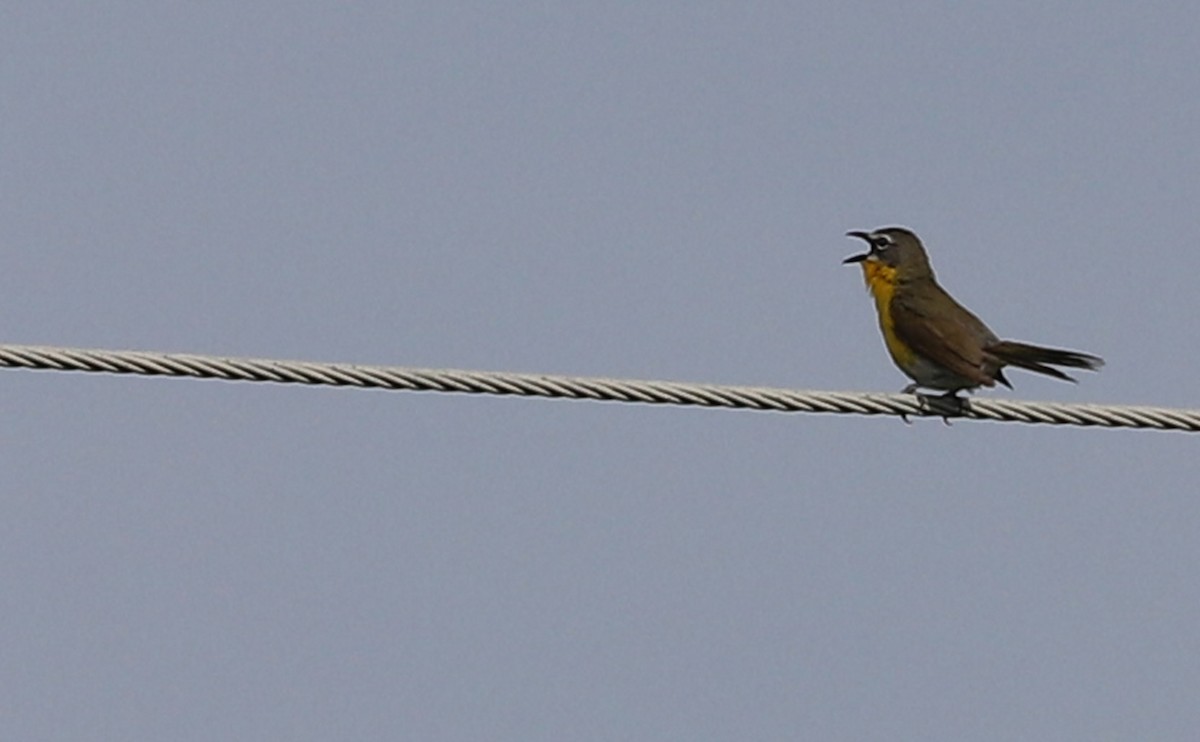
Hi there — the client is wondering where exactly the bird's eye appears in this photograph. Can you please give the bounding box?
[871,235,893,249]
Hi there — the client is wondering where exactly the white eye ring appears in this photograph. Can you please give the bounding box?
[872,234,894,249]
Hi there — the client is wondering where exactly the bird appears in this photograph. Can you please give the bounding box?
[843,226,1103,396]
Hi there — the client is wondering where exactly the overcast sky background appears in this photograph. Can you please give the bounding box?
[2,3,1198,740]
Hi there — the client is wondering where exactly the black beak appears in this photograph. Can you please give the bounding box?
[842,230,872,264]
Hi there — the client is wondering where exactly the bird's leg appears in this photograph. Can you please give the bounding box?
[915,390,967,424]
[897,383,920,422]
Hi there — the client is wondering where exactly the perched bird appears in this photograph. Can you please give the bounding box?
[843,226,1103,395]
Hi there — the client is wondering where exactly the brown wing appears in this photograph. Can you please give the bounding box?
[889,283,998,387]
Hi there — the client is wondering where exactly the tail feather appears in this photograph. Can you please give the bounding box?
[987,341,1104,383]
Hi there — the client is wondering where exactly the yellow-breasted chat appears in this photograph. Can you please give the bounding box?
[843,227,1103,395]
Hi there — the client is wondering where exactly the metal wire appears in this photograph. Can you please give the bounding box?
[0,343,1194,432]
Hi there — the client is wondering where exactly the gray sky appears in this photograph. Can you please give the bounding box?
[3,3,1198,740]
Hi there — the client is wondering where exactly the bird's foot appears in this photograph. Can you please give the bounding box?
[916,390,968,424]
[898,383,921,422]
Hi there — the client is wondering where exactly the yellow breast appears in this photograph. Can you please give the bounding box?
[859,261,918,368]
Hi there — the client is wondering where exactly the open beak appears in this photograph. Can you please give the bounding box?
[842,230,873,264]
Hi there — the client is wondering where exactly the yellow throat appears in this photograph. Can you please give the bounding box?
[857,259,917,368]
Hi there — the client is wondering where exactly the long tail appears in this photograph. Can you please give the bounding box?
[987,340,1104,384]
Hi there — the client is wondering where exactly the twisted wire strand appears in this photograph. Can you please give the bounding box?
[0,344,1195,433]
